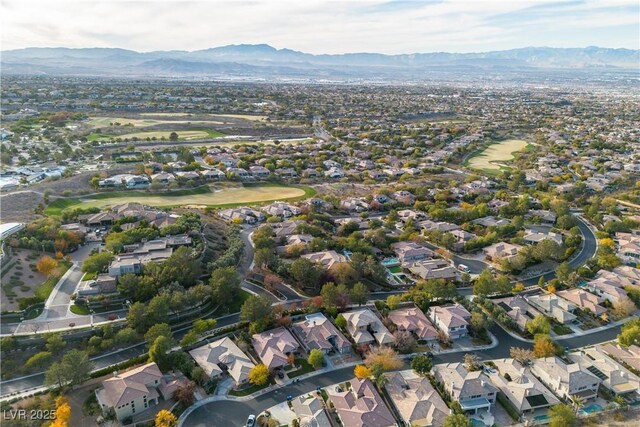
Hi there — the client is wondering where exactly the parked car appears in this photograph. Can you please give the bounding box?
[277,371,284,379]
[246,415,256,427]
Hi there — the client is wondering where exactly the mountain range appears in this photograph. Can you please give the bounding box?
[2,44,638,80]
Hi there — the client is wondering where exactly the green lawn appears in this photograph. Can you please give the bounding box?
[87,129,225,142]
[287,358,316,378]
[464,139,530,173]
[45,184,316,214]
[35,261,72,301]
[81,272,97,281]
[70,304,90,315]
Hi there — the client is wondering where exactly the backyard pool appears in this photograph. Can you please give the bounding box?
[381,257,400,267]
[579,404,603,415]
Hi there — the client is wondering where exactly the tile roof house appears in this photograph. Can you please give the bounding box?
[427,304,471,339]
[302,250,347,270]
[342,308,395,346]
[391,242,434,263]
[95,362,177,421]
[488,359,560,414]
[483,242,523,262]
[327,378,396,427]
[600,343,640,372]
[583,277,630,304]
[252,327,299,370]
[531,356,601,400]
[385,370,449,427]
[568,347,640,396]
[292,312,351,355]
[388,307,438,342]
[556,289,607,317]
[525,293,577,324]
[492,295,543,332]
[523,230,563,246]
[189,336,255,385]
[433,362,498,415]
[291,394,332,427]
[612,266,640,284]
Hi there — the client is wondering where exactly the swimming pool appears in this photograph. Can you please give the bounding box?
[381,257,400,266]
[579,404,603,415]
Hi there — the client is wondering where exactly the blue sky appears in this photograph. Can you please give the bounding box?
[1,0,638,53]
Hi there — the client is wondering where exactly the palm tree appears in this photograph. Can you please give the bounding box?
[569,394,585,414]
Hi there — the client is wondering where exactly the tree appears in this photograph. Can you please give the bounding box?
[45,362,67,389]
[149,336,172,371]
[25,351,53,371]
[45,333,66,354]
[555,262,573,283]
[155,409,178,427]
[191,366,208,386]
[350,282,369,305]
[463,353,480,371]
[162,246,200,287]
[61,349,93,387]
[473,269,496,296]
[612,296,636,320]
[510,347,535,365]
[548,403,577,427]
[192,318,217,335]
[328,262,358,285]
[411,354,432,376]
[81,251,114,274]
[51,396,71,427]
[180,330,199,347]
[569,394,585,413]
[114,327,139,345]
[127,302,149,333]
[469,312,487,334]
[335,314,347,330]
[169,132,179,141]
[533,240,564,262]
[533,334,557,358]
[240,295,272,323]
[618,317,640,346]
[308,349,325,369]
[248,363,270,386]
[443,413,472,427]
[173,380,196,406]
[394,330,416,353]
[144,323,173,347]
[386,294,402,310]
[290,258,322,289]
[36,255,58,277]
[527,315,551,335]
[354,364,371,379]
[364,346,402,371]
[1,336,17,352]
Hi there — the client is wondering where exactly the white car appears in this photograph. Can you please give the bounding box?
[246,415,256,427]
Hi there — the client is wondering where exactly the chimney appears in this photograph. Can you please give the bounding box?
[481,380,486,387]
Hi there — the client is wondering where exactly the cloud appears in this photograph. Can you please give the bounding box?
[1,0,638,53]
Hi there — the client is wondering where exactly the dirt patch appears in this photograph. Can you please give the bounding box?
[1,248,47,311]
[0,191,44,223]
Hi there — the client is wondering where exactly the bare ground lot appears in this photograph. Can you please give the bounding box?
[1,248,47,311]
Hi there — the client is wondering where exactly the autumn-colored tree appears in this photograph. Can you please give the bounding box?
[173,380,196,407]
[287,353,296,367]
[364,346,402,371]
[55,251,64,260]
[510,347,535,365]
[612,296,636,320]
[354,364,371,379]
[547,284,556,293]
[51,396,71,427]
[533,334,557,358]
[36,255,58,277]
[513,282,525,293]
[155,409,177,427]
[248,364,270,386]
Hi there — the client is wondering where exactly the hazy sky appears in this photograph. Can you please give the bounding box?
[1,0,638,53]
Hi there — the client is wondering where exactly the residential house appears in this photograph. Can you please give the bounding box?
[531,356,601,401]
[327,378,396,427]
[388,306,438,342]
[492,295,544,332]
[249,165,271,178]
[483,242,523,262]
[526,210,557,225]
[556,289,607,317]
[616,232,640,265]
[291,395,332,427]
[262,202,300,218]
[95,363,179,422]
[189,337,255,386]
[488,358,560,414]
[251,327,300,370]
[227,167,251,179]
[302,250,347,270]
[523,230,563,246]
[525,293,577,324]
[420,220,460,233]
[601,343,640,372]
[408,260,457,280]
[218,207,264,224]
[391,190,415,205]
[292,312,351,355]
[432,362,498,415]
[392,242,434,263]
[472,217,511,228]
[341,198,370,212]
[583,276,630,304]
[428,304,471,339]
[569,346,640,396]
[385,370,449,427]
[342,308,395,346]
